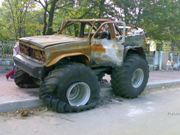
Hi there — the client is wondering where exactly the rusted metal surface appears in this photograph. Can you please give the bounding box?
[17,19,145,67]
[45,41,91,66]
[19,43,45,62]
[91,39,123,65]
[20,35,87,48]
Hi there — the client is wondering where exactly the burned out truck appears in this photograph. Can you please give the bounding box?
[14,19,149,113]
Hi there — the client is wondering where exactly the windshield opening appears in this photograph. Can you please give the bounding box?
[59,21,101,38]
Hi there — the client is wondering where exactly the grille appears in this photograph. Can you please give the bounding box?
[19,42,45,62]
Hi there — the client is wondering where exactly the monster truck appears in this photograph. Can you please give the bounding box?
[14,19,149,113]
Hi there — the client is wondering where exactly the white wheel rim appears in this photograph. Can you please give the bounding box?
[131,68,144,88]
[66,82,91,106]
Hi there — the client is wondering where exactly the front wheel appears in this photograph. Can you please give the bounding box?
[39,63,100,113]
[111,54,149,98]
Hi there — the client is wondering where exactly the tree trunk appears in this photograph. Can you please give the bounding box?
[46,0,58,35]
[98,0,105,18]
[43,10,48,35]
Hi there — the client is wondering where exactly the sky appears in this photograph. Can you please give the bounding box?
[0,0,3,6]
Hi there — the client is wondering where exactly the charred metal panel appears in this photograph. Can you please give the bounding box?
[20,35,88,48]
[91,39,124,65]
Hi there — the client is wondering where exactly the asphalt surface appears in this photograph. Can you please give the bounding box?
[1,86,180,135]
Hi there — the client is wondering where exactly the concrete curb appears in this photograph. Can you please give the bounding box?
[0,98,43,113]
[146,80,180,90]
[1,80,180,113]
[101,80,180,97]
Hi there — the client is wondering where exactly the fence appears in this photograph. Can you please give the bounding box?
[0,41,15,58]
[146,51,180,70]
[146,52,154,65]
[0,41,15,74]
[173,54,180,70]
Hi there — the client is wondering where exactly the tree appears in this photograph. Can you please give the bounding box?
[34,0,120,34]
[34,0,71,35]
[0,0,179,49]
[1,0,36,39]
[0,0,43,40]
[112,0,180,51]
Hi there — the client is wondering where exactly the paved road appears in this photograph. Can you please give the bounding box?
[1,86,180,135]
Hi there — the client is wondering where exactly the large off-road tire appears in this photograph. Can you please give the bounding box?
[39,63,100,113]
[111,54,149,98]
[14,68,39,88]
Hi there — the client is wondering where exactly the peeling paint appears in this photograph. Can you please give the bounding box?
[91,39,123,65]
[91,44,106,53]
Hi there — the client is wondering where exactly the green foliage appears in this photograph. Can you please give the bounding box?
[0,0,43,40]
[0,0,179,51]
[141,0,180,41]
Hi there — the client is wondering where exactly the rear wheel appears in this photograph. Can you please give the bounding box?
[14,68,39,88]
[111,54,149,98]
[40,63,100,113]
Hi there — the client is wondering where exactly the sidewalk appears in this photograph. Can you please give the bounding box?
[147,71,180,89]
[0,71,180,112]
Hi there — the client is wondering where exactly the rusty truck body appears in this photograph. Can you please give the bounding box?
[14,19,149,113]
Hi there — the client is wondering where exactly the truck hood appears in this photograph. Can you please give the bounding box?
[20,35,87,48]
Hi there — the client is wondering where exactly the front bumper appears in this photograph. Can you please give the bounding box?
[14,54,45,79]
